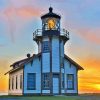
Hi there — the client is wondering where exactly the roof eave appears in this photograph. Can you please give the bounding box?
[64,54,84,70]
[4,66,23,75]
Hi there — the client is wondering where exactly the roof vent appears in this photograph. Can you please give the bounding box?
[27,53,31,58]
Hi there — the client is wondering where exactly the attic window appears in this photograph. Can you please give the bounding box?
[42,41,50,53]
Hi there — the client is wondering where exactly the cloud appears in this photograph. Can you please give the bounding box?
[64,20,100,44]
[17,6,41,18]
[78,56,100,93]
[3,6,41,19]
[1,5,42,42]
[75,28,100,44]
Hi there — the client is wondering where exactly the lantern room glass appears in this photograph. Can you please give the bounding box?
[42,18,60,31]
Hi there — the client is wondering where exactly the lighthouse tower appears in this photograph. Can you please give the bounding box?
[33,7,69,94]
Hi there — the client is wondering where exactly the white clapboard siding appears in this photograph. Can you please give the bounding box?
[64,59,78,94]
[9,69,23,95]
[52,36,60,72]
[24,57,41,94]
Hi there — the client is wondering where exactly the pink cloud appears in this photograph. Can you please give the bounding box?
[76,28,100,44]
[3,6,41,19]
[17,6,41,18]
[2,6,42,42]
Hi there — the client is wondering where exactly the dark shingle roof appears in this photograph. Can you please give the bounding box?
[41,7,61,19]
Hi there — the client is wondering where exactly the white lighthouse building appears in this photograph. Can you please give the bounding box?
[5,7,83,95]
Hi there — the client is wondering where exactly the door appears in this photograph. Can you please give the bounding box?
[53,74,59,94]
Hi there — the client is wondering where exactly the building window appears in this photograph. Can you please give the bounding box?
[27,73,36,90]
[12,77,14,90]
[16,76,18,89]
[42,41,50,53]
[9,78,10,90]
[42,73,50,89]
[67,74,74,90]
[61,73,64,89]
[20,74,23,89]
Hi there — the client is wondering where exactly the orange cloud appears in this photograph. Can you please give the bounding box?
[0,59,10,92]
[76,28,100,44]
[78,56,100,93]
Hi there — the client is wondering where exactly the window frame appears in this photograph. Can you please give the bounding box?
[20,74,23,89]
[16,75,18,89]
[27,73,36,90]
[42,41,50,53]
[61,73,64,89]
[67,74,74,90]
[42,73,50,90]
[9,78,10,90]
[12,77,14,90]
[42,18,60,31]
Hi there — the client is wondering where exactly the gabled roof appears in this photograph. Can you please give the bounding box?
[10,57,32,67]
[5,53,83,75]
[5,53,41,75]
[10,53,41,68]
[4,66,23,75]
[64,54,84,70]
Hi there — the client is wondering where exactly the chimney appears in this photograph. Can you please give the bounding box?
[27,53,31,58]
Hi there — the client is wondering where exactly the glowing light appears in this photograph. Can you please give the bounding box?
[48,19,55,29]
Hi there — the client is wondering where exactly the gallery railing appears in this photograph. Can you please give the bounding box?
[33,29,69,40]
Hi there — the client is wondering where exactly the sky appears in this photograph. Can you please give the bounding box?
[0,0,100,93]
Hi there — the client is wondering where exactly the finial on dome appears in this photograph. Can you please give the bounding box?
[49,7,53,13]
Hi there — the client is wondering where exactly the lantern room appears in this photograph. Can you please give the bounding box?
[41,7,61,35]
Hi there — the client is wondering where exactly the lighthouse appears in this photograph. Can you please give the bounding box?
[33,7,69,94]
[5,7,83,95]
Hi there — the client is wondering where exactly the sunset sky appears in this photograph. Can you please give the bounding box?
[0,0,100,93]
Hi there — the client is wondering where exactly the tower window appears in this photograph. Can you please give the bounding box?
[27,73,36,90]
[42,41,50,53]
[67,74,74,90]
[42,73,50,89]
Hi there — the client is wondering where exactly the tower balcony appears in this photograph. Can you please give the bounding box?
[60,29,69,43]
[33,29,42,42]
[33,29,69,43]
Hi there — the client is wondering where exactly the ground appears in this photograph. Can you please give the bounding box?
[0,95,100,100]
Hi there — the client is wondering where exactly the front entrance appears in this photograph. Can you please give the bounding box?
[53,74,59,94]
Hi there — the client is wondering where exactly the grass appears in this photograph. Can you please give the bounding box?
[0,95,100,100]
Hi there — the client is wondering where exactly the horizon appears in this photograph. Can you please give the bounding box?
[0,0,100,93]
